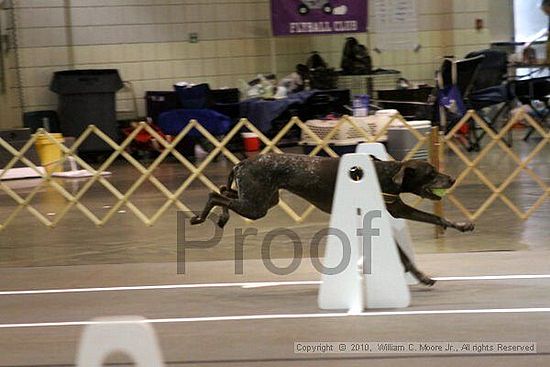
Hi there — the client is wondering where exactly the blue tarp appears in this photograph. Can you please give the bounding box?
[239,90,315,133]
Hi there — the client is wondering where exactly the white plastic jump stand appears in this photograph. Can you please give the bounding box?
[76,316,165,367]
[318,154,410,313]
[355,142,418,285]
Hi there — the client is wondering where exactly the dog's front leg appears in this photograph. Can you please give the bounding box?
[387,200,474,232]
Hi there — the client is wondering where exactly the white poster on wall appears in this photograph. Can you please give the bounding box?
[374,0,419,51]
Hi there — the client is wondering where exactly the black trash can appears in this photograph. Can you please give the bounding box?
[50,69,123,155]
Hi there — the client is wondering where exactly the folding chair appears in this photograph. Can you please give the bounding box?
[466,49,508,91]
[512,76,550,140]
[437,52,515,151]
[437,55,484,151]
[465,50,515,148]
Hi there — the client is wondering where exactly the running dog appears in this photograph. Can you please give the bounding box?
[191,154,474,285]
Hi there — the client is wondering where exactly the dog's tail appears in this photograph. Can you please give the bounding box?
[226,166,236,189]
[222,161,243,192]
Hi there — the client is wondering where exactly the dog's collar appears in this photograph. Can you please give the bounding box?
[382,193,400,204]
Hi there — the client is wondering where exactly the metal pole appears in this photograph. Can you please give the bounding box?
[269,23,277,76]
[6,0,25,113]
[0,4,6,94]
[64,0,75,69]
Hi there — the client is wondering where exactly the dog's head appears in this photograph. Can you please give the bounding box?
[392,160,455,200]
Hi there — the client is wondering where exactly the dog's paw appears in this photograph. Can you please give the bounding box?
[190,216,203,225]
[217,215,229,228]
[420,276,437,287]
[455,222,475,232]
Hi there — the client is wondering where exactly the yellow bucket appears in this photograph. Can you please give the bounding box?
[34,133,65,173]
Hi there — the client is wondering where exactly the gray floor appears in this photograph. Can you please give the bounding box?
[0,132,549,366]
[1,253,550,366]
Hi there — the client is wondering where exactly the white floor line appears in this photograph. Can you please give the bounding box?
[0,281,321,296]
[1,274,550,296]
[1,307,550,329]
[433,274,550,281]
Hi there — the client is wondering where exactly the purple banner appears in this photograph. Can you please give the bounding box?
[271,0,367,36]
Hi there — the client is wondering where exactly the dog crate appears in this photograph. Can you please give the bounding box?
[386,120,431,160]
[369,72,402,93]
[337,72,402,97]
[300,116,388,150]
[376,87,434,119]
[337,75,370,96]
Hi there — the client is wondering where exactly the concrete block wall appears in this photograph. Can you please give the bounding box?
[450,0,492,58]
[0,51,18,129]
[0,0,502,129]
[9,0,276,119]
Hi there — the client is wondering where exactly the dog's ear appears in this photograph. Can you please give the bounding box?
[369,155,382,161]
[392,165,413,186]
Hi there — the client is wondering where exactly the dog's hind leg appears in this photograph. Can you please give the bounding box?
[217,187,236,227]
[269,190,280,208]
[217,191,233,227]
[220,186,238,198]
[192,191,273,226]
[217,189,278,228]
[217,211,230,228]
[226,198,270,220]
[191,192,232,225]
[219,165,239,197]
[397,244,436,286]
[218,170,240,227]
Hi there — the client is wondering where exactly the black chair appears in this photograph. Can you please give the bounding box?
[0,128,42,169]
[23,110,61,133]
[209,88,241,122]
[174,83,211,109]
[145,91,181,123]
